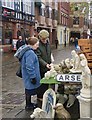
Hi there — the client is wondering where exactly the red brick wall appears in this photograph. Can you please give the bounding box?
[69,17,73,28]
[79,17,84,28]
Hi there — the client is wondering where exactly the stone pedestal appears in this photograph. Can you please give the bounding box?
[77,95,92,118]
[80,87,92,98]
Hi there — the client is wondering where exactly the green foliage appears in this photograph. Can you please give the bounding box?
[70,2,89,15]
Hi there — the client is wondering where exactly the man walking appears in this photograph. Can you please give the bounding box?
[55,37,59,49]
[16,36,26,50]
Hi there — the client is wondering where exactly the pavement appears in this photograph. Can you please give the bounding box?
[0,44,80,119]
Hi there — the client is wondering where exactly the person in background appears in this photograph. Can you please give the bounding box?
[16,35,26,50]
[55,37,59,49]
[17,29,21,39]
[74,37,78,49]
[69,37,74,45]
[36,29,52,99]
[14,37,41,110]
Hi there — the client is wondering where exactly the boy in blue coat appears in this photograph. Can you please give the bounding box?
[14,37,41,110]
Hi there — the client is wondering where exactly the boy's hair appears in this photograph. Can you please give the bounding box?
[27,37,38,45]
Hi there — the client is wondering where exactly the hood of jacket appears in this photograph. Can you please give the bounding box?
[14,45,32,60]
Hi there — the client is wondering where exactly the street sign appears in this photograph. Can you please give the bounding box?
[56,74,81,82]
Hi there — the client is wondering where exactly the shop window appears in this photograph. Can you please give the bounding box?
[39,3,45,16]
[6,0,14,9]
[23,4,25,12]
[45,6,52,19]
[73,16,79,25]
[23,1,31,14]
[5,30,13,44]
[49,7,52,19]
[20,14,22,19]
[16,13,20,19]
[7,1,11,8]
[52,9,58,20]
[2,0,6,6]
[45,6,49,18]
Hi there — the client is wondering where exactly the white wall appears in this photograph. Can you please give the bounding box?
[57,25,69,45]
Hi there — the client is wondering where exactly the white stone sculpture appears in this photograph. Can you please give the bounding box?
[79,54,91,98]
[30,107,47,119]
[54,64,62,73]
[42,88,56,118]
[53,103,71,119]
[70,50,81,73]
[65,58,73,69]
[44,63,57,79]
[30,88,56,119]
[80,54,91,89]
[57,59,72,74]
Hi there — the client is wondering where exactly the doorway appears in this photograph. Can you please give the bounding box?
[70,31,80,39]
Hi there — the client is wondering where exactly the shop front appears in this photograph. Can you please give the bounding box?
[2,22,13,45]
[2,7,35,52]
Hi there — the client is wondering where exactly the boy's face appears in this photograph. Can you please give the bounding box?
[32,41,39,50]
[40,37,48,44]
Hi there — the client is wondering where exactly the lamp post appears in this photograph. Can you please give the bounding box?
[64,26,66,47]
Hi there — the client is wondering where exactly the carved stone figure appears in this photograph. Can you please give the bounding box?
[64,58,73,69]
[61,58,73,73]
[79,54,92,98]
[44,63,57,79]
[54,59,72,74]
[53,64,62,73]
[53,103,71,119]
[30,107,47,119]
[42,88,56,118]
[30,89,56,119]
[70,50,81,73]
[80,54,91,89]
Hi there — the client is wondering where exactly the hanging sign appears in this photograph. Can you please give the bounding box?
[56,74,81,82]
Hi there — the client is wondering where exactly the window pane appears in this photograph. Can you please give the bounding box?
[73,17,79,25]
[2,0,6,6]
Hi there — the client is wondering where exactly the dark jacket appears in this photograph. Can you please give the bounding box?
[36,40,51,78]
[16,40,25,50]
[55,39,58,44]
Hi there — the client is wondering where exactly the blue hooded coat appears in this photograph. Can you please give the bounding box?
[14,45,41,90]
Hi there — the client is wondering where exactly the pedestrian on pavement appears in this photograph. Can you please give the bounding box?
[69,37,74,45]
[14,37,41,110]
[55,37,59,49]
[16,35,26,50]
[36,29,52,99]
[74,37,78,49]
